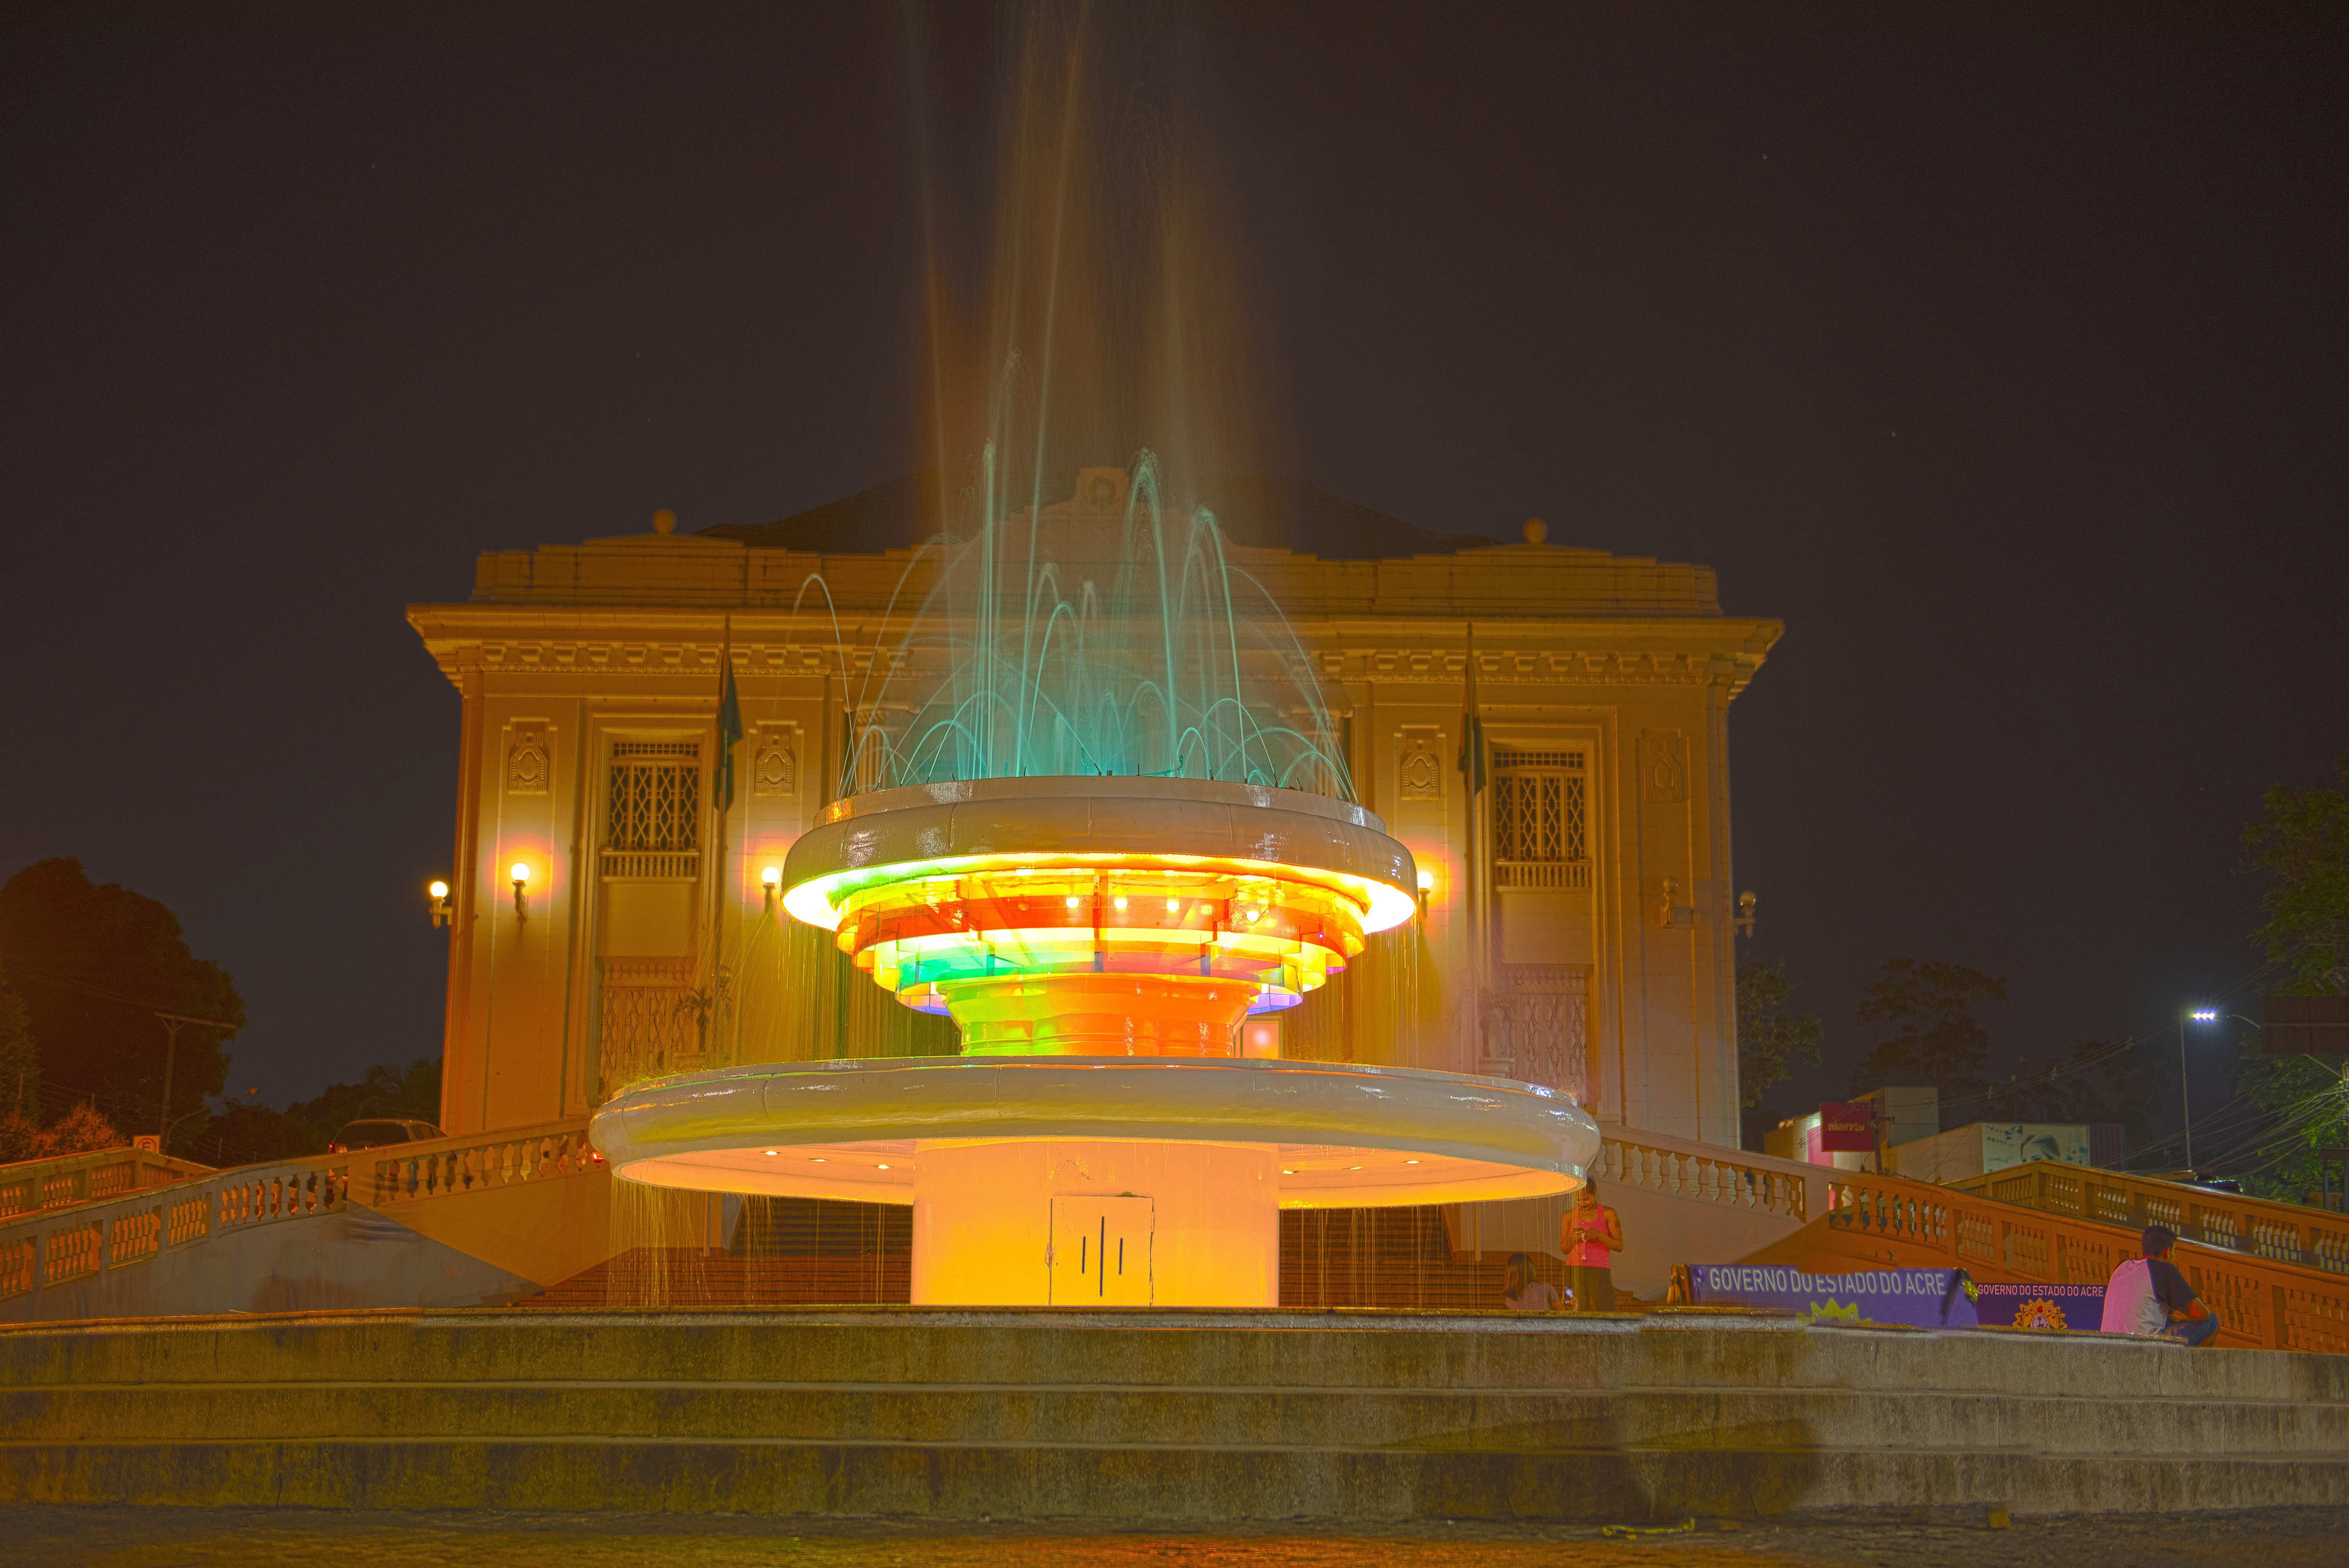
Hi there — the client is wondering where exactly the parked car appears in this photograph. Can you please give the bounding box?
[326,1118,446,1154]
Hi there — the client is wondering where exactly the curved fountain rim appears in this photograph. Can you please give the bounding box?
[781,775,1420,936]
[588,1055,1599,1211]
[816,775,1392,835]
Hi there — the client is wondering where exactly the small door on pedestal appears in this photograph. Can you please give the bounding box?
[1049,1195,1153,1305]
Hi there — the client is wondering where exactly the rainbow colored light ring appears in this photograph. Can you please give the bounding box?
[780,779,1420,1032]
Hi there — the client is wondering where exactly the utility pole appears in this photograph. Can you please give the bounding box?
[153,1012,238,1147]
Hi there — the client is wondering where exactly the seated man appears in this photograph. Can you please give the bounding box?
[2099,1224,2217,1346]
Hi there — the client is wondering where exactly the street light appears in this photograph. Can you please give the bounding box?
[2180,1007,2252,1174]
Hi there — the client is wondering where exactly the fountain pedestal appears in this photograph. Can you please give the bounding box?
[913,1139,1279,1307]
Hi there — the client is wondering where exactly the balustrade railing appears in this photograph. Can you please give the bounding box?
[1598,1133,1811,1223]
[0,1117,595,1311]
[0,1145,213,1221]
[1818,1163,2349,1354]
[370,1123,602,1205]
[1951,1160,2349,1277]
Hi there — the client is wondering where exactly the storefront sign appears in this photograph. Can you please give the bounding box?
[1816,1102,1877,1152]
[1969,1281,2109,1332]
[1686,1265,1979,1329]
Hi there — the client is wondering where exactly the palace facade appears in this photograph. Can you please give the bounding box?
[407,469,1779,1149]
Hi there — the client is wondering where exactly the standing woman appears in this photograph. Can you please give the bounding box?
[1560,1179,1625,1311]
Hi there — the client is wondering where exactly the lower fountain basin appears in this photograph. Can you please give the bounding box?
[591,1055,1599,1211]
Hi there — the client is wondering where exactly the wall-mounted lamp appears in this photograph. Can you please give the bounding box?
[1658,877,1681,928]
[510,861,532,920]
[428,879,453,928]
[1415,867,1435,917]
[761,864,782,911]
[1734,890,1757,938]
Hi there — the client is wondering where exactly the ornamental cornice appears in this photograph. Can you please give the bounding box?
[407,604,1780,699]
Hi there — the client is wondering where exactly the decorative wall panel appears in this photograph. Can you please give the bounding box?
[1493,964,1589,1101]
[505,723,551,795]
[598,956,709,1098]
[1397,727,1443,802]
[752,723,799,799]
[1638,731,1688,805]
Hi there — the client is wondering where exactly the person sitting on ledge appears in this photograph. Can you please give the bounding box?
[2099,1224,2217,1347]
[1560,1178,1624,1313]
[1500,1251,1563,1311]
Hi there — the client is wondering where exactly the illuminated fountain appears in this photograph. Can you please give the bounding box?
[588,8,1597,1306]
[590,471,1600,1306]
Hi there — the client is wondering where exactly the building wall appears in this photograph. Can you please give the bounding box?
[410,521,1778,1147]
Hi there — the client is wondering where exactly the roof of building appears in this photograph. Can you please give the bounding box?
[699,470,1504,560]
[446,466,1757,627]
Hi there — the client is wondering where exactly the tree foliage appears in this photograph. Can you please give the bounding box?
[185,1057,442,1168]
[1735,957,1824,1110]
[0,980,36,1123]
[2244,750,2349,993]
[1849,959,2008,1102]
[1980,1037,2167,1156]
[288,1057,441,1135]
[2228,1033,2348,1201]
[2233,753,2349,1197]
[0,1103,124,1165]
[0,859,245,1136]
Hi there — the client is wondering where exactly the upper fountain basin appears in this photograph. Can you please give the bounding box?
[781,776,1419,935]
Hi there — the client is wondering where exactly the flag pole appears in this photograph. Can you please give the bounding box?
[712,615,744,1062]
[1460,621,1487,1075]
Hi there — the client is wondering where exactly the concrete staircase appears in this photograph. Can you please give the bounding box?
[2,1308,2343,1520]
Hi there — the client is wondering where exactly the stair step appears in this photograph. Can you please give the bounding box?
[2,1383,2337,1451]
[2,1435,2342,1519]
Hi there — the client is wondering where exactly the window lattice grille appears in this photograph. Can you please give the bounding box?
[607,742,701,853]
[1492,750,1584,771]
[1494,772,1586,864]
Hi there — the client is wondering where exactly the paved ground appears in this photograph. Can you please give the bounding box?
[4,1507,2346,1568]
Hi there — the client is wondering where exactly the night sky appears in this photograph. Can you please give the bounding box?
[3,4,2342,1160]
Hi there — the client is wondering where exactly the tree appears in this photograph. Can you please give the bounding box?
[287,1057,441,1137]
[1849,959,2008,1103]
[1736,957,1824,1109]
[2244,750,2349,994]
[0,980,35,1122]
[0,859,245,1137]
[1982,1036,2167,1156]
[0,1103,124,1165]
[187,1102,327,1167]
[187,1057,443,1169]
[2232,754,2349,1197]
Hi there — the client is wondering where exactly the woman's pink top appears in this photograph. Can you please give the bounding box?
[1564,1208,1611,1268]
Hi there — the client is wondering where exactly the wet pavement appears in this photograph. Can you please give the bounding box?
[5,1506,2346,1568]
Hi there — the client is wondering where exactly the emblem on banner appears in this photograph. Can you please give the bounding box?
[2013,1297,2067,1331]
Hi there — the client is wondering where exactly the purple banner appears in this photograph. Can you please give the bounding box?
[1970,1281,2109,1333]
[1687,1265,1980,1329]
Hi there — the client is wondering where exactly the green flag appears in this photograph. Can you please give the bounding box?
[1457,626,1486,794]
[715,641,743,814]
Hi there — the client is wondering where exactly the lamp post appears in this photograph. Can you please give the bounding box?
[2179,1004,2255,1175]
